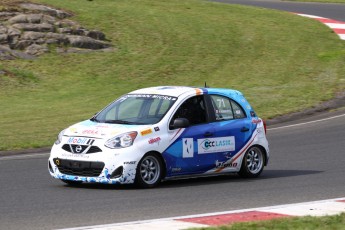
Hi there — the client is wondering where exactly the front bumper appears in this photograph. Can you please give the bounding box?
[48,143,139,184]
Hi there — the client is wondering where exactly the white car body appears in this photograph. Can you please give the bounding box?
[48,86,269,187]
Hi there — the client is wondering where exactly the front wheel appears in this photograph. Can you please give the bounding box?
[238,146,265,178]
[135,153,162,188]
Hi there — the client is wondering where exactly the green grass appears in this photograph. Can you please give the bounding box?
[191,213,345,230]
[0,0,345,150]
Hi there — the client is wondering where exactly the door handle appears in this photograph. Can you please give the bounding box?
[241,127,249,132]
[204,132,213,137]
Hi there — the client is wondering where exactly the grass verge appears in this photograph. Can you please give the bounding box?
[191,213,345,230]
[0,0,345,150]
[286,0,345,3]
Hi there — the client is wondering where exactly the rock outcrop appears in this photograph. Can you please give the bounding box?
[0,2,113,60]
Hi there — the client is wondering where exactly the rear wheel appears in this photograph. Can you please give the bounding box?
[238,146,265,178]
[135,153,162,188]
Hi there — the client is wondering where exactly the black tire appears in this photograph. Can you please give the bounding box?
[61,179,83,186]
[135,153,163,188]
[238,146,265,178]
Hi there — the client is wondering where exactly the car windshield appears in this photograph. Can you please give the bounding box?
[93,94,178,125]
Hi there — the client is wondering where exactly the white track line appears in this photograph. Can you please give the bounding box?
[297,13,326,19]
[268,113,345,131]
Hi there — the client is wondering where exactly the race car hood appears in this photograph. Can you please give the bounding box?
[64,120,146,139]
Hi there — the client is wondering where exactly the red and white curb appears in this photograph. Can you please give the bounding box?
[60,197,345,230]
[297,13,345,40]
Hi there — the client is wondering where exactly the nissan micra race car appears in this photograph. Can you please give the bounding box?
[48,86,269,188]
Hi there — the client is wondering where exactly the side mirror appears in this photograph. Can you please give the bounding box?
[170,118,190,129]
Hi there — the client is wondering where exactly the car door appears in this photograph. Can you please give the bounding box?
[207,94,253,171]
[163,95,217,176]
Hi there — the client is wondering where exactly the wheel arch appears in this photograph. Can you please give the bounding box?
[140,151,167,180]
[252,144,268,166]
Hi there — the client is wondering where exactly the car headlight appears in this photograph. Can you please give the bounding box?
[105,131,138,149]
[55,129,66,145]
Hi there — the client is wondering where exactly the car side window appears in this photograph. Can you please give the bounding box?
[210,95,233,120]
[231,100,246,119]
[171,95,207,126]
[210,95,246,121]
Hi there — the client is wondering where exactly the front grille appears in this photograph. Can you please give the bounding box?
[62,144,71,152]
[87,146,103,154]
[53,158,104,177]
[62,144,102,154]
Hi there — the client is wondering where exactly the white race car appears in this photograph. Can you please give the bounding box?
[48,86,269,188]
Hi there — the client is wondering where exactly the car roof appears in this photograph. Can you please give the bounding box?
[129,86,243,98]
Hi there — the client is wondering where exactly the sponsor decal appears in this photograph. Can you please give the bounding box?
[61,153,90,159]
[95,125,110,129]
[87,139,95,145]
[182,138,194,158]
[127,94,153,98]
[151,95,177,101]
[67,137,95,145]
[126,94,177,101]
[154,127,160,132]
[198,136,235,154]
[67,137,87,144]
[235,110,242,115]
[219,109,232,113]
[69,127,78,133]
[82,129,99,135]
[124,161,136,165]
[140,128,152,136]
[252,118,262,124]
[148,137,161,144]
[172,167,182,172]
[223,152,232,159]
[215,160,237,168]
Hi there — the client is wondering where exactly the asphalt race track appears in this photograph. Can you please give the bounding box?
[211,0,345,21]
[1,1,345,230]
[1,110,344,230]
